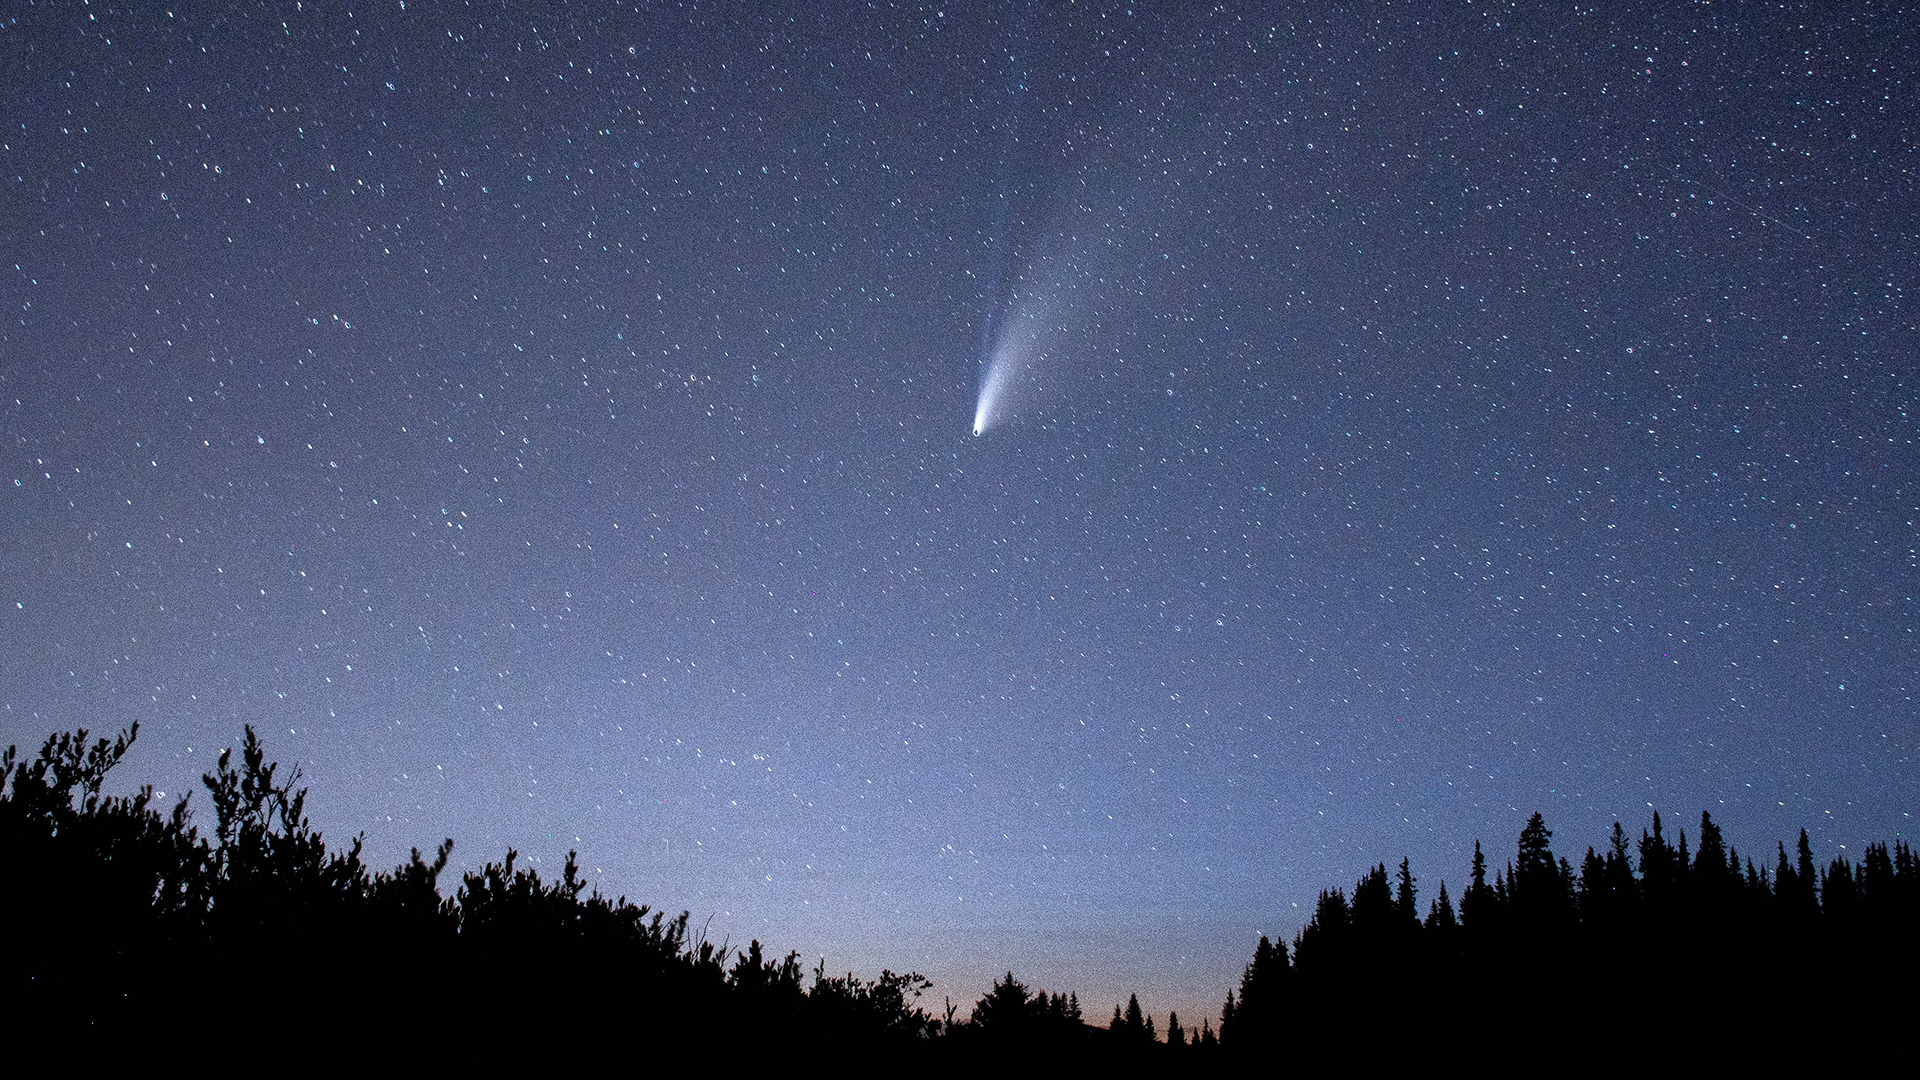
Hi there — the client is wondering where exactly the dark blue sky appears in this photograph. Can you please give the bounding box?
[3,1,1913,1023]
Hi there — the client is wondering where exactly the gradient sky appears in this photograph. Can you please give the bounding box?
[3,2,1913,1025]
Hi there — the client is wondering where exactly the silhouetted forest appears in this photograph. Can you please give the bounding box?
[1222,811,1919,1053]
[1,725,1164,1059]
[6,725,1911,1060]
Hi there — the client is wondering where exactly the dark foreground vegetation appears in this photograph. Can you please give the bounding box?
[6,724,1912,1061]
[1,725,1157,1059]
[1222,811,1920,1053]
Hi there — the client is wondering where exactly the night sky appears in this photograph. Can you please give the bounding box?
[4,2,1914,1022]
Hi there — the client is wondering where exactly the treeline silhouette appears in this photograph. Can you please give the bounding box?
[1222,810,1919,1053]
[8,724,1910,1059]
[1,725,1187,1059]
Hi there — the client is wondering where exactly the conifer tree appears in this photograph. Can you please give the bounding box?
[1693,813,1742,923]
[1351,863,1395,938]
[1395,857,1419,930]
[1426,880,1457,931]
[1695,812,1727,880]
[972,971,1034,1033]
[1795,830,1820,911]
[1231,934,1287,1046]
[1123,993,1148,1042]
[1462,840,1496,930]
[1517,814,1555,883]
[1639,812,1684,914]
[1861,842,1896,922]
[1603,821,1638,911]
[1293,887,1350,973]
[1579,846,1607,922]
[1822,856,1860,923]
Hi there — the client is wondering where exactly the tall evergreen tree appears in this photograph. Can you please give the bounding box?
[1694,812,1727,879]
[1861,843,1897,922]
[1426,880,1457,931]
[971,972,1035,1034]
[1461,841,1496,930]
[1774,841,1799,911]
[1517,814,1555,883]
[1231,934,1287,1047]
[1122,993,1149,1043]
[1599,821,1639,922]
[1822,857,1860,923]
[1796,831,1819,895]
[1578,846,1608,922]
[1639,812,1684,914]
[1775,829,1821,922]
[1293,887,1351,973]
[1512,813,1573,926]
[1395,857,1419,931]
[1607,821,1636,875]
[1351,863,1396,938]
[1693,812,1741,921]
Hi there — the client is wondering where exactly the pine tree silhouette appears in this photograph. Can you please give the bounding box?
[1122,992,1149,1043]
[1462,840,1497,931]
[1426,879,1457,931]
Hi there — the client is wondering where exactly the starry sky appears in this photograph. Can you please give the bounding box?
[3,1,1914,1023]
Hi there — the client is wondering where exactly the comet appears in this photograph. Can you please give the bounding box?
[971,305,1042,437]
[972,353,1010,436]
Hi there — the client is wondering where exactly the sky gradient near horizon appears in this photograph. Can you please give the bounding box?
[3,1,1914,1025]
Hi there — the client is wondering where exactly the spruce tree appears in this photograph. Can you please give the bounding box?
[1426,880,1457,931]
[1462,840,1497,931]
[1233,934,1287,1046]
[1395,857,1419,930]
[1351,864,1395,938]
[1603,822,1638,914]
[1123,993,1148,1042]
